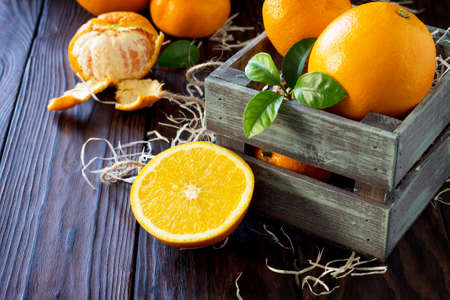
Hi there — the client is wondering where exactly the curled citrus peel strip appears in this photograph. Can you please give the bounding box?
[48,12,164,111]
[47,78,111,110]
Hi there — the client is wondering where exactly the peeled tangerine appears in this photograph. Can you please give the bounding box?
[48,12,164,111]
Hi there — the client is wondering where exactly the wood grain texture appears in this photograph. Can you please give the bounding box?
[205,76,398,189]
[0,0,144,298]
[241,152,389,259]
[394,72,450,186]
[387,129,450,257]
[134,214,303,300]
[354,113,402,202]
[0,0,44,151]
[0,0,447,299]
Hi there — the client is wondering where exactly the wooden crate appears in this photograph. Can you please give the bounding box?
[204,28,450,260]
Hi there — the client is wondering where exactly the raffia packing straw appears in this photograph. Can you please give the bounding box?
[80,62,221,189]
[432,178,450,208]
[209,13,255,51]
[234,272,244,300]
[263,227,387,296]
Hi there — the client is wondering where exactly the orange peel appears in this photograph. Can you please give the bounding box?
[47,78,111,111]
[48,12,164,111]
[115,79,163,111]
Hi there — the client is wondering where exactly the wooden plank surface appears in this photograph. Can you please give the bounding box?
[0,0,448,299]
[0,0,144,298]
[206,76,398,189]
[0,0,44,150]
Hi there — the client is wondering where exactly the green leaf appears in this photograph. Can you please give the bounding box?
[293,72,348,109]
[157,40,200,68]
[243,90,284,139]
[282,38,316,88]
[245,53,281,86]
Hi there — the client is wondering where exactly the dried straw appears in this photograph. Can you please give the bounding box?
[264,227,387,296]
[210,13,255,51]
[213,237,229,250]
[235,272,244,300]
[80,62,221,189]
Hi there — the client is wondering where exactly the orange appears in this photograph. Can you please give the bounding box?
[262,0,351,56]
[68,12,163,84]
[254,148,331,182]
[131,142,254,248]
[77,0,149,16]
[308,2,436,120]
[114,79,163,111]
[48,12,164,111]
[150,0,231,38]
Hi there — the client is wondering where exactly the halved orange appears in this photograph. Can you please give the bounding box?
[130,142,255,248]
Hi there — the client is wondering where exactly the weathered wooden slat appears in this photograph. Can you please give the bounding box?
[353,113,402,202]
[0,0,143,298]
[216,134,245,153]
[0,0,44,151]
[386,129,450,257]
[393,72,450,186]
[243,153,389,259]
[205,76,398,189]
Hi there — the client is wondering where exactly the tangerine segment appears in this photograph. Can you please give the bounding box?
[47,78,111,111]
[131,142,254,248]
[68,12,164,83]
[115,79,163,111]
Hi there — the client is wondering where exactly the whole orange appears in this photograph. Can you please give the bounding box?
[77,0,149,15]
[254,148,331,182]
[308,2,436,120]
[262,0,351,56]
[150,0,231,38]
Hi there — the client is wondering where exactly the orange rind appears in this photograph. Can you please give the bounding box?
[47,78,111,111]
[48,12,164,111]
[115,79,163,111]
[150,0,231,38]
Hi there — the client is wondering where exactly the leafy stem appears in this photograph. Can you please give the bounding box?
[242,38,348,139]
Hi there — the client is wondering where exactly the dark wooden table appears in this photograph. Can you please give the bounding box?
[0,0,449,299]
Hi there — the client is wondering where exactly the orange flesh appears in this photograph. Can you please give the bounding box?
[137,147,248,235]
[71,26,155,82]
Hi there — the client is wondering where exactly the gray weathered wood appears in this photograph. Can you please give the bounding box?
[0,0,142,298]
[242,153,389,259]
[386,129,450,257]
[360,112,402,133]
[205,76,398,189]
[394,72,450,186]
[0,0,44,151]
[216,134,245,153]
[353,113,402,202]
